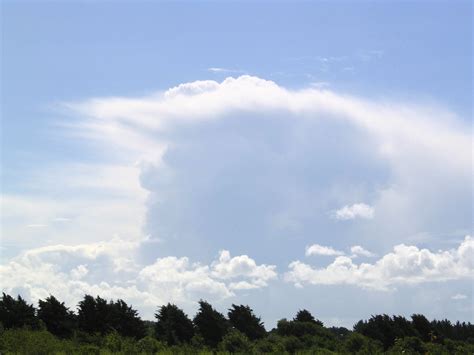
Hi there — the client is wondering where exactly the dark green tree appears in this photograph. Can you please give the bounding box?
[77,295,101,334]
[94,296,111,334]
[109,299,146,339]
[227,304,266,340]
[0,293,39,329]
[392,315,417,339]
[354,314,396,350]
[411,314,432,342]
[155,303,194,345]
[77,295,145,338]
[294,309,324,326]
[77,295,114,334]
[294,309,323,326]
[193,300,229,347]
[37,295,76,338]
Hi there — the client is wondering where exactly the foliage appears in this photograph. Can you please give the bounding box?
[0,292,473,354]
[389,336,427,354]
[218,329,253,353]
[0,328,70,354]
[343,332,383,354]
[37,295,76,338]
[294,309,323,326]
[137,335,166,354]
[227,304,266,340]
[155,303,195,345]
[193,300,229,347]
[411,313,432,341]
[108,298,147,339]
[77,294,145,339]
[253,334,286,353]
[0,293,39,330]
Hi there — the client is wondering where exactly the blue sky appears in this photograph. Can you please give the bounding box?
[1,1,472,327]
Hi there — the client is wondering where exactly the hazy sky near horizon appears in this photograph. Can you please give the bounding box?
[1,1,473,327]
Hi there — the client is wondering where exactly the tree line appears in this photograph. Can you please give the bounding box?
[0,293,473,354]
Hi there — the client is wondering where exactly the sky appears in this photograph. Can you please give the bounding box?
[1,1,473,328]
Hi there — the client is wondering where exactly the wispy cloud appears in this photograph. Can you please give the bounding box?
[350,245,376,258]
[207,67,245,74]
[26,224,48,228]
[53,217,72,222]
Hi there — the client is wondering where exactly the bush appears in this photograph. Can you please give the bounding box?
[344,332,383,354]
[0,328,62,354]
[253,334,286,353]
[104,331,123,352]
[219,329,253,353]
[137,335,166,354]
[282,335,304,353]
[389,336,427,354]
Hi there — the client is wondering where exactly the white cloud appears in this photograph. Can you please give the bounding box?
[138,256,233,302]
[334,203,374,220]
[0,238,277,318]
[70,265,89,280]
[210,250,277,288]
[3,75,471,324]
[306,244,344,257]
[52,217,72,222]
[285,236,474,291]
[66,75,470,172]
[61,76,471,252]
[350,245,375,257]
[208,67,245,74]
[451,293,467,300]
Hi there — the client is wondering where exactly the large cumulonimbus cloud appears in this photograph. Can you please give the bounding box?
[1,75,471,320]
[66,75,471,255]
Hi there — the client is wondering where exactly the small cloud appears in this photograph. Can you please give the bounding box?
[358,49,384,61]
[53,217,72,222]
[70,264,89,280]
[310,81,331,89]
[350,245,376,258]
[207,67,245,74]
[342,66,355,72]
[306,244,344,257]
[26,224,48,228]
[334,203,374,221]
[451,293,467,300]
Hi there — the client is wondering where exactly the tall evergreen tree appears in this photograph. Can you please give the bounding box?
[37,295,76,337]
[354,314,397,350]
[77,295,100,334]
[411,313,432,341]
[193,300,229,347]
[109,299,146,339]
[0,293,39,329]
[77,295,112,334]
[227,304,266,340]
[77,295,145,338]
[294,309,323,326]
[155,303,194,345]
